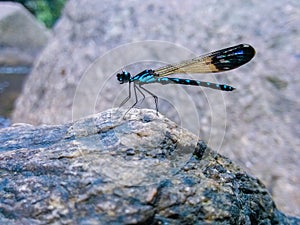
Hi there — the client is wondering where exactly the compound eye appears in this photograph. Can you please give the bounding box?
[116,71,131,84]
[116,73,122,82]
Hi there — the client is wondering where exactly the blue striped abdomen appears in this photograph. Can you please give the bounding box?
[156,77,235,91]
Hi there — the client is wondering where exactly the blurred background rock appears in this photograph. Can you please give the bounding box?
[0,0,299,217]
[0,0,61,125]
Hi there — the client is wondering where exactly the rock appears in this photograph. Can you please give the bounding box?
[11,0,300,217]
[0,108,299,224]
[0,2,51,66]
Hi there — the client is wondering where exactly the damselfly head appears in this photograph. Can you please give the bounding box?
[117,71,131,84]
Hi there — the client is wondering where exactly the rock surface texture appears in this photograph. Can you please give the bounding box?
[11,0,300,217]
[1,109,300,224]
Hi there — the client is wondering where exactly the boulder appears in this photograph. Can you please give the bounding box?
[0,2,51,66]
[1,108,299,224]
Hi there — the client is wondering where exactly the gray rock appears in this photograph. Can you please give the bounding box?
[1,108,299,224]
[0,2,51,66]
[11,0,300,217]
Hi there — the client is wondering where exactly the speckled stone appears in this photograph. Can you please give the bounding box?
[1,108,299,224]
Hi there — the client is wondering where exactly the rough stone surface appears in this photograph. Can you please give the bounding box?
[11,0,300,217]
[0,2,51,66]
[1,108,299,224]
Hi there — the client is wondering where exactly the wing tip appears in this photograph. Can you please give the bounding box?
[241,43,256,60]
[211,43,256,71]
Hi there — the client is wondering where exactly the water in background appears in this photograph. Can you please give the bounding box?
[0,66,31,128]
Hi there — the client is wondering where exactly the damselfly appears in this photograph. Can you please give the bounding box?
[117,43,255,114]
